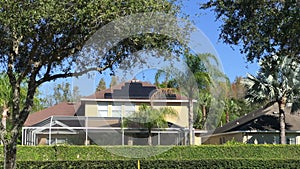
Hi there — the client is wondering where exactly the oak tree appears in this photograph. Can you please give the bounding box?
[0,1,184,168]
[202,1,300,62]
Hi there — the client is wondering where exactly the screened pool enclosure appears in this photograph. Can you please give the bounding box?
[22,116,191,146]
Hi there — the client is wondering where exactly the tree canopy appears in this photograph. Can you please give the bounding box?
[96,78,107,91]
[0,74,43,113]
[243,55,300,144]
[243,56,300,104]
[124,104,177,145]
[201,1,300,62]
[0,1,184,168]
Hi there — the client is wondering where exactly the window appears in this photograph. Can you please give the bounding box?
[46,138,67,145]
[273,136,296,144]
[222,137,226,144]
[97,102,135,117]
[97,102,108,117]
[287,137,296,145]
[56,138,67,144]
[112,103,122,117]
[273,136,279,144]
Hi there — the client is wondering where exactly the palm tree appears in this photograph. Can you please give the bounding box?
[197,92,212,128]
[243,55,300,144]
[221,98,241,125]
[154,52,226,144]
[124,104,177,145]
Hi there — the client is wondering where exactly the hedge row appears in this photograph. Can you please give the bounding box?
[7,145,300,161]
[13,159,300,169]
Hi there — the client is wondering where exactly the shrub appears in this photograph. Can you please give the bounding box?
[9,145,300,161]
[0,145,299,168]
[14,159,300,169]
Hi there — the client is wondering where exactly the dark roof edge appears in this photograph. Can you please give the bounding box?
[213,102,279,134]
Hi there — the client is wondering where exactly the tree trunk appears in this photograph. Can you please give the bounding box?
[148,129,152,146]
[4,45,37,169]
[1,84,34,169]
[279,110,286,144]
[1,107,8,131]
[188,98,194,145]
[1,126,19,169]
[278,97,287,144]
[278,96,287,144]
[226,111,229,123]
[3,141,17,169]
[202,105,206,128]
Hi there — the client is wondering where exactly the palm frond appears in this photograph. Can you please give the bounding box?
[243,56,300,104]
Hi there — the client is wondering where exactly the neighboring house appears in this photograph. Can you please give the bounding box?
[24,102,78,127]
[22,80,193,146]
[202,102,300,145]
[23,102,81,145]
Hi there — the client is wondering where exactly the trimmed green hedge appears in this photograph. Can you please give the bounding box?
[9,145,300,161]
[0,145,300,168]
[14,159,300,169]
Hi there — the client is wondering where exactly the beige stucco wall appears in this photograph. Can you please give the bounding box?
[195,136,202,145]
[203,133,244,144]
[84,101,189,128]
[165,103,189,128]
[147,102,189,128]
[85,101,98,116]
[296,136,300,144]
[107,104,112,117]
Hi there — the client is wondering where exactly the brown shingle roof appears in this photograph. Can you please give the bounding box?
[24,102,78,127]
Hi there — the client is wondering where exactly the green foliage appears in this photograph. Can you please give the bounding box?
[109,76,119,88]
[0,0,185,167]
[202,1,300,62]
[0,74,43,113]
[96,78,107,91]
[219,98,241,125]
[124,104,177,145]
[243,56,300,104]
[0,145,298,168]
[228,76,260,117]
[2,145,300,161]
[0,0,183,79]
[0,74,11,109]
[154,53,227,130]
[125,104,177,129]
[243,56,300,144]
[13,159,300,169]
[140,159,300,169]
[224,138,244,145]
[39,82,81,107]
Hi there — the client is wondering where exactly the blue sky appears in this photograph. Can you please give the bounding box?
[40,1,260,97]
[183,1,259,81]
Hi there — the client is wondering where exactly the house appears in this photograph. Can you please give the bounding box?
[22,102,81,145]
[22,80,194,146]
[202,102,300,144]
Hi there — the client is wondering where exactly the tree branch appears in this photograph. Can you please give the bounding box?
[36,65,111,86]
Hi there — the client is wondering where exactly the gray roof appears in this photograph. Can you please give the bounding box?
[214,102,300,134]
